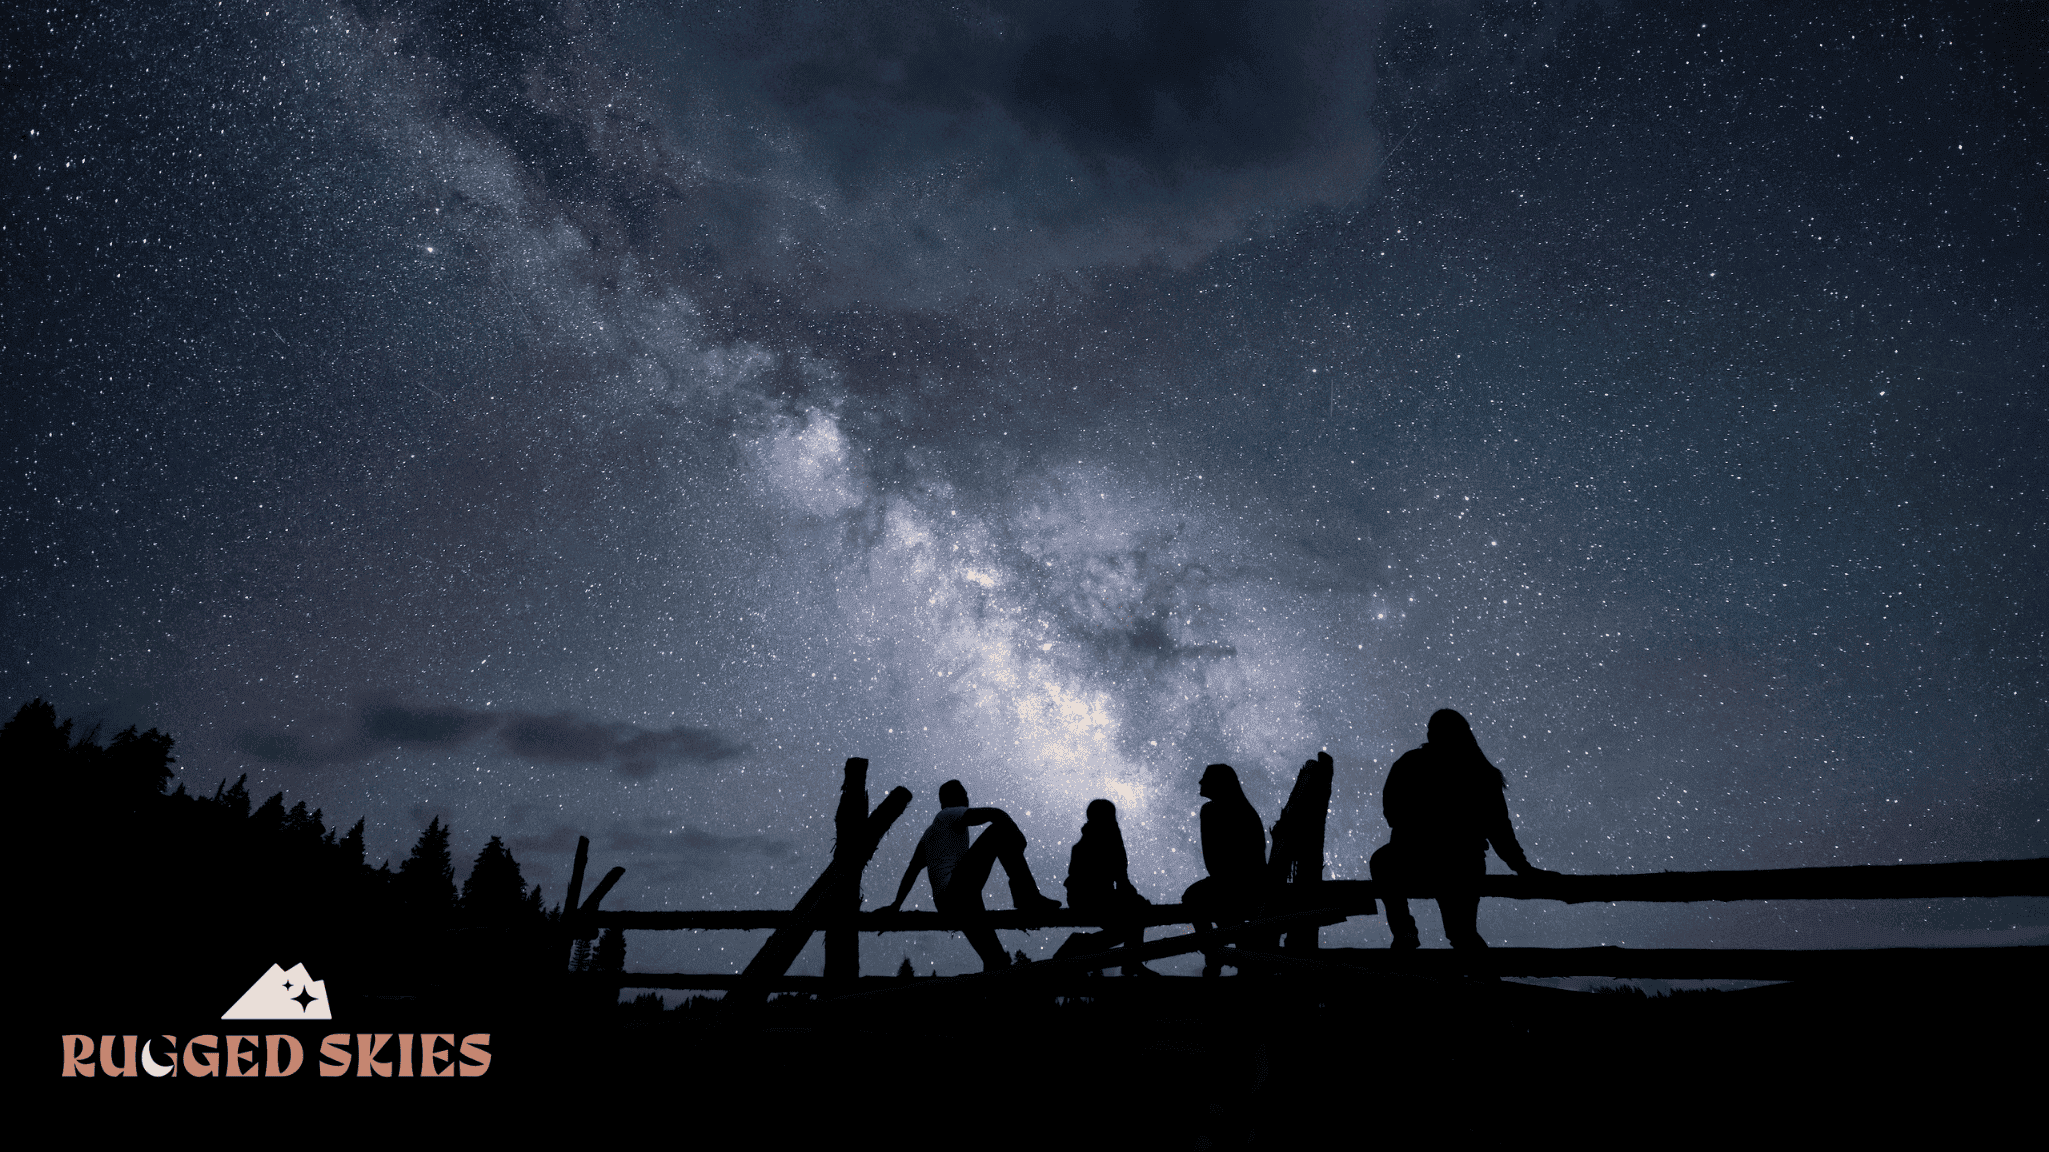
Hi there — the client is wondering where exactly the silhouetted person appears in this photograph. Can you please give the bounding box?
[1061,799,1157,976]
[880,779,1061,972]
[1370,709,1558,949]
[1180,763,1267,976]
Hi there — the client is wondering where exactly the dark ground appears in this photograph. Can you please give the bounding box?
[43,966,2040,1143]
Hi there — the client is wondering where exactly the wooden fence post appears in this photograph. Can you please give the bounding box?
[564,835,591,966]
[570,863,626,1012]
[735,784,913,1004]
[1268,751,1335,951]
[825,757,868,983]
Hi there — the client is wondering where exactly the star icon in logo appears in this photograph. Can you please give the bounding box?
[292,987,319,1011]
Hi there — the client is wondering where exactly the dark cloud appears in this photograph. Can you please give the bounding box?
[746,0,1340,175]
[235,700,745,777]
[335,0,1393,306]
[598,820,796,883]
[497,712,624,765]
[610,823,792,860]
[361,702,497,745]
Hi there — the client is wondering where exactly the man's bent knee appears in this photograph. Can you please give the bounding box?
[979,813,1027,851]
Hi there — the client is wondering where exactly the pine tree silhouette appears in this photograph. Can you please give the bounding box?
[214,774,251,818]
[102,725,176,807]
[337,819,367,873]
[1,699,72,762]
[252,792,287,836]
[397,817,458,923]
[595,925,626,973]
[461,835,532,926]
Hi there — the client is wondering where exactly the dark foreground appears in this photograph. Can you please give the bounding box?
[44,967,2041,1143]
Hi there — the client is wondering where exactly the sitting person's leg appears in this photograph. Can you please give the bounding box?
[934,877,1009,972]
[1180,876,1231,976]
[938,832,1009,971]
[1114,886,1153,972]
[958,812,1060,913]
[1370,844,1420,949]
[1437,853,1488,950]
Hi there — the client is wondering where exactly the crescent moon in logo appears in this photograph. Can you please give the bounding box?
[143,1039,177,1077]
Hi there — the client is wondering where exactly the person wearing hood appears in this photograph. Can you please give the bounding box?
[1371,708,1558,949]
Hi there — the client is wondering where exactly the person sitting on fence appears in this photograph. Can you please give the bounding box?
[1370,708,1559,950]
[1053,799,1159,976]
[1180,763,1267,977]
[879,779,1062,972]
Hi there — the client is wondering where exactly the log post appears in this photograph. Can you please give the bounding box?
[564,835,592,966]
[1269,751,1335,951]
[825,758,869,983]
[580,866,626,917]
[734,784,913,1004]
[573,865,625,1012]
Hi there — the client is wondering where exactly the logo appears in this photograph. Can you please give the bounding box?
[222,962,332,1020]
[59,962,492,1078]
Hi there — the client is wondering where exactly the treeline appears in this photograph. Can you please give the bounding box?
[8,699,613,1010]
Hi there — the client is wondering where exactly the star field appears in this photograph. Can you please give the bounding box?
[5,1,2044,974]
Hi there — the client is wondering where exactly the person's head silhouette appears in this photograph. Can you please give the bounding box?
[1425,708,1505,785]
[1086,798,1116,825]
[1199,763,1244,801]
[1428,708,1476,749]
[938,779,969,808]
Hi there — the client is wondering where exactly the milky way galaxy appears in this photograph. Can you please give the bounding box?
[8,1,2045,976]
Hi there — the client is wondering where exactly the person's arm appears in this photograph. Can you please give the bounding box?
[1484,787,1556,876]
[963,806,1006,826]
[880,840,927,912]
[1382,755,1412,831]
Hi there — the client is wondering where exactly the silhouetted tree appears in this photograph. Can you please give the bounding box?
[335,819,367,874]
[397,817,458,922]
[461,836,532,926]
[2,699,72,762]
[283,800,325,849]
[252,791,287,837]
[595,925,626,974]
[214,774,251,819]
[6,701,175,818]
[570,937,593,972]
[101,725,177,807]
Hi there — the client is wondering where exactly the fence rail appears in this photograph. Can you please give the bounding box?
[592,858,2048,932]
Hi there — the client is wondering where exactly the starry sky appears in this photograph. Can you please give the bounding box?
[8,1,2045,975]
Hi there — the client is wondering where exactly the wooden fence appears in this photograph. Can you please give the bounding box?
[560,757,2048,995]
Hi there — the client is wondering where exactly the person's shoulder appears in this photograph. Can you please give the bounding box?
[1388,746,1429,771]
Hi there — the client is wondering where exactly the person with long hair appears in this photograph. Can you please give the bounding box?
[1060,799,1158,975]
[1180,763,1267,975]
[1370,709,1557,949]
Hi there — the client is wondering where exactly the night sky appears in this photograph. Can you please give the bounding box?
[9,1,2045,977]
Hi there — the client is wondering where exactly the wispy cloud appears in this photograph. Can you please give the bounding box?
[235,700,746,778]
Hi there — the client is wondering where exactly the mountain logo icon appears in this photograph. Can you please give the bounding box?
[221,963,332,1020]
